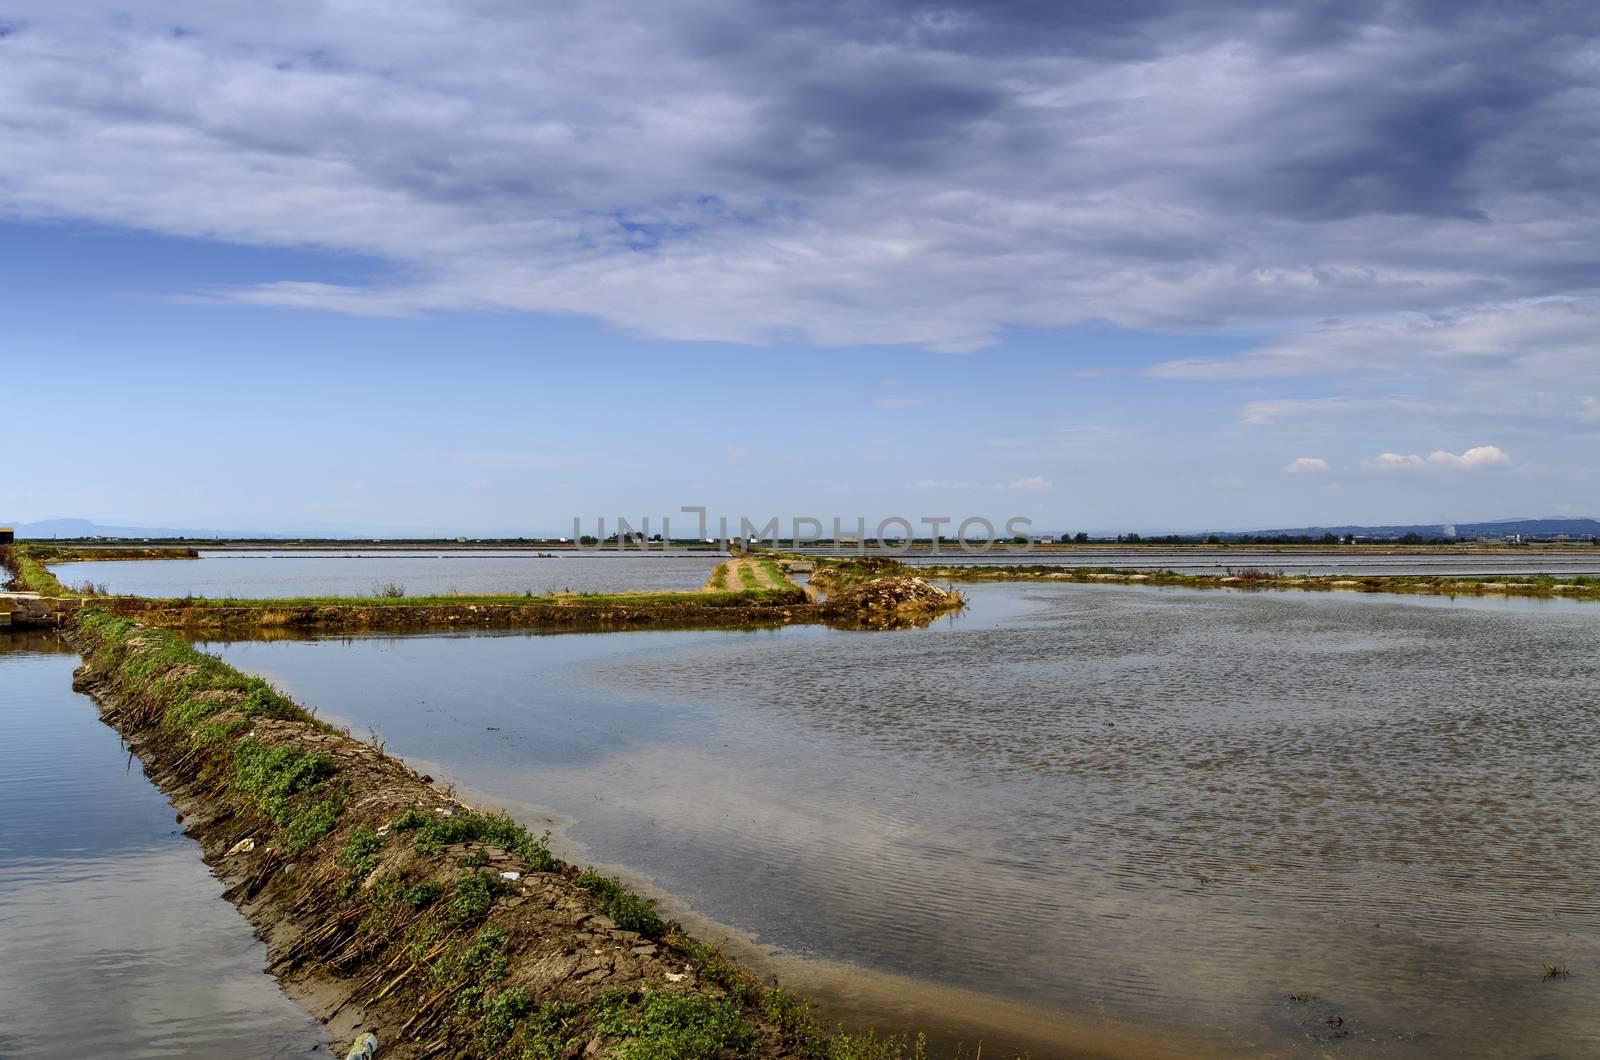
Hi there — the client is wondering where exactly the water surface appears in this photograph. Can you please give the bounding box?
[0,632,329,1058]
[50,549,721,598]
[205,584,1600,1057]
[798,547,1600,577]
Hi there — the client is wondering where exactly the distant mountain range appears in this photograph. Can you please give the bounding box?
[1234,517,1600,540]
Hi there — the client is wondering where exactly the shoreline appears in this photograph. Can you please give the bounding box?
[3,546,962,633]
[62,608,981,1059]
[329,748,1234,1060]
[65,606,1238,1059]
[915,564,1600,600]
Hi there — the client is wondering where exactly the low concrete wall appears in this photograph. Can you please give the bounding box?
[0,593,73,628]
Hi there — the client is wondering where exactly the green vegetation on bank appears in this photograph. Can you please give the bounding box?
[758,557,790,587]
[20,544,201,562]
[135,587,803,608]
[68,608,998,1058]
[919,564,1600,599]
[704,557,800,594]
[807,557,915,593]
[1,545,70,597]
[73,608,346,857]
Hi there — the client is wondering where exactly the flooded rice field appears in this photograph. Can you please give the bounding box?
[0,631,328,1058]
[880,547,1600,577]
[199,582,1600,1057]
[47,549,723,599]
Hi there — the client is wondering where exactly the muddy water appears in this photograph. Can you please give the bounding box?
[205,584,1600,1057]
[0,631,329,1058]
[48,549,722,599]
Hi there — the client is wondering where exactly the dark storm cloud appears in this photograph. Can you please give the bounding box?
[2,0,1599,350]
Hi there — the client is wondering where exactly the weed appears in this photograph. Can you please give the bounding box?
[479,987,533,1050]
[279,793,342,855]
[447,869,504,925]
[574,869,667,938]
[401,880,443,908]
[593,986,761,1059]
[516,1001,585,1059]
[392,806,557,871]
[339,826,385,880]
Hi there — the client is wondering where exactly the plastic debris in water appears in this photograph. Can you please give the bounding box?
[345,1031,379,1059]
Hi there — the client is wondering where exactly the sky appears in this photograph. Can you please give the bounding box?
[3,1,1599,535]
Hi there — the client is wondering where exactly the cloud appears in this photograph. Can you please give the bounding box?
[1428,445,1512,469]
[1283,457,1329,474]
[1240,396,1440,427]
[1362,445,1511,471]
[2,3,1600,350]
[1152,301,1600,385]
[915,475,1053,491]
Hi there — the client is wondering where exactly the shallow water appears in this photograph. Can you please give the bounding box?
[204,584,1600,1057]
[0,632,329,1059]
[812,547,1600,577]
[49,549,722,598]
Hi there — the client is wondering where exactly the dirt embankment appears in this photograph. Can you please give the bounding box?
[921,565,1600,600]
[102,593,818,634]
[819,577,965,629]
[27,545,202,561]
[63,609,940,1060]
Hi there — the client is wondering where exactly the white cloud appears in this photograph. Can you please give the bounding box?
[1283,457,1329,474]
[1,6,1598,352]
[1429,445,1512,469]
[1363,452,1429,471]
[1008,476,1053,492]
[1362,445,1511,471]
[1149,301,1600,384]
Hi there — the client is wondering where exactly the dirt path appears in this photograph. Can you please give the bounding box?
[704,557,777,591]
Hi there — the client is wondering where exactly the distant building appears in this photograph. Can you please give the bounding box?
[0,528,12,545]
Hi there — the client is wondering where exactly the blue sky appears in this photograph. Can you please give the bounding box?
[4,2,1599,535]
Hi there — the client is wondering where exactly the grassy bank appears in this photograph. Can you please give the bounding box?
[806,557,916,594]
[67,609,986,1059]
[23,544,201,562]
[1,545,70,597]
[920,564,1600,600]
[95,585,821,636]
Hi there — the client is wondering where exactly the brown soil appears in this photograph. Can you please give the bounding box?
[818,577,965,629]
